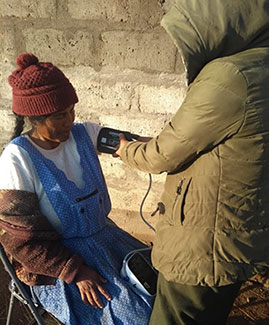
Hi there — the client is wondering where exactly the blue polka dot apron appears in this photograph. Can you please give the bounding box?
[12,124,153,325]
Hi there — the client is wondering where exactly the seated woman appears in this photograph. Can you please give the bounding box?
[0,53,153,325]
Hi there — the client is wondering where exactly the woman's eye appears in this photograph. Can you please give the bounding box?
[54,114,64,119]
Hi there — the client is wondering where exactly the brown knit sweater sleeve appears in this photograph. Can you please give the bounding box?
[0,189,83,285]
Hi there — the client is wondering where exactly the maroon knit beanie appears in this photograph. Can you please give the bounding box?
[8,53,78,116]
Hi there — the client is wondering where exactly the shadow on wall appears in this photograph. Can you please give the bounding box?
[157,0,175,13]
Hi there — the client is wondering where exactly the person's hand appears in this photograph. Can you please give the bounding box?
[114,134,129,157]
[75,264,111,308]
[114,134,152,157]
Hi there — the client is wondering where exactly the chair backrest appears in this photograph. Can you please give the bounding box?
[0,243,45,325]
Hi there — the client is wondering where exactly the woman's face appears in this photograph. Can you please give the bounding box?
[29,104,75,148]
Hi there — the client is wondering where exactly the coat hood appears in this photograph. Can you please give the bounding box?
[161,0,269,84]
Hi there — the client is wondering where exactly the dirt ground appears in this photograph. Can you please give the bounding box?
[0,263,268,325]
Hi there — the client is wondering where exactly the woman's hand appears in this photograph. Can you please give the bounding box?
[75,264,111,308]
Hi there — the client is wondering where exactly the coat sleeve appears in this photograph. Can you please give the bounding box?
[0,189,83,284]
[121,61,247,174]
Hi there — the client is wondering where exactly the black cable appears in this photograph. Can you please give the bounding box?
[139,173,156,232]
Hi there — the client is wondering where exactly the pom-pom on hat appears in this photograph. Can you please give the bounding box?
[8,53,78,116]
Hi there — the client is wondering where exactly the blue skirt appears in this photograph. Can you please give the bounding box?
[32,224,154,325]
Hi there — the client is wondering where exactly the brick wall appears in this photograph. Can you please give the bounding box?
[0,0,186,238]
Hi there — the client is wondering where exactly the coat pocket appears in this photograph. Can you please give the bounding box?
[172,177,192,225]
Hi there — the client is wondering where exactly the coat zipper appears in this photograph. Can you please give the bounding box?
[172,178,185,225]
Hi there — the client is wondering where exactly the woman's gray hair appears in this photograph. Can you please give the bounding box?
[11,113,51,140]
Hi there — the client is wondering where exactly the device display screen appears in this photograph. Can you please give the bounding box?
[127,253,157,296]
[106,135,120,147]
[97,127,138,154]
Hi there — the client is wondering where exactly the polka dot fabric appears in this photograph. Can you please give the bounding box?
[12,124,153,325]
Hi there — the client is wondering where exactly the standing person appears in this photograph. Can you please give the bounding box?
[116,0,269,324]
[0,53,153,325]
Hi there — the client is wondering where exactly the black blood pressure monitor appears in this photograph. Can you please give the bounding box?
[97,127,138,154]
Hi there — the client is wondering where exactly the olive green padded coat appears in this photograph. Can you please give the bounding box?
[121,0,269,286]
